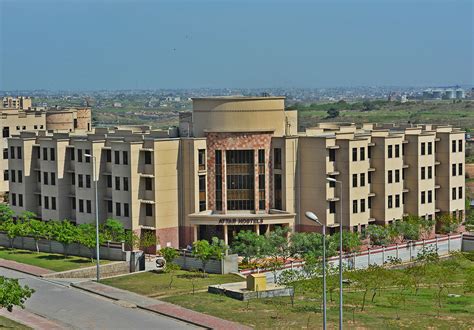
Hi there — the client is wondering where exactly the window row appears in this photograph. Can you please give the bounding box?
[452,140,463,153]
[420,190,434,204]
[452,163,463,177]
[387,169,401,183]
[37,172,56,185]
[105,175,129,191]
[8,146,23,159]
[10,193,23,207]
[420,142,433,156]
[387,194,403,208]
[452,187,463,200]
[352,147,367,162]
[106,201,131,217]
[352,198,369,213]
[420,166,433,180]
[387,144,402,158]
[352,173,370,187]
[9,170,23,183]
[72,198,92,213]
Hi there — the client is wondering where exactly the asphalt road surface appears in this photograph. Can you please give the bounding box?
[0,267,198,330]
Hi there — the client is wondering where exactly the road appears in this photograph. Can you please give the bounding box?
[0,268,197,330]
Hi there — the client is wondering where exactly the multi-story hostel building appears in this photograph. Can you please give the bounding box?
[1,96,91,197]
[7,96,465,248]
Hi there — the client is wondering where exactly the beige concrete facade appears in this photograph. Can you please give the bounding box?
[8,97,465,248]
[0,100,91,197]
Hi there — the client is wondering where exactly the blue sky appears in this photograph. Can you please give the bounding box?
[0,0,472,90]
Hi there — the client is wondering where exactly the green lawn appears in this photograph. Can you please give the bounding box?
[0,315,31,329]
[0,247,109,272]
[101,270,243,298]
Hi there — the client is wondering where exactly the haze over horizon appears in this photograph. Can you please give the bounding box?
[1,0,472,91]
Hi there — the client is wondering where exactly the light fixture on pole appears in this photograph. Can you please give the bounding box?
[326,177,343,330]
[85,153,100,282]
[305,211,326,330]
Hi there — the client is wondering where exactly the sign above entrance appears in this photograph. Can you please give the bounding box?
[218,218,264,225]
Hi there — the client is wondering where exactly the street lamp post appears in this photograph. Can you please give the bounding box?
[326,177,343,330]
[305,211,326,330]
[85,153,100,281]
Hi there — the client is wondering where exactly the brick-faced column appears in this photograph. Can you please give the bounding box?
[222,149,227,213]
[254,148,259,212]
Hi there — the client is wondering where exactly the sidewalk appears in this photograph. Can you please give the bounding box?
[0,259,52,276]
[0,307,63,330]
[73,281,251,330]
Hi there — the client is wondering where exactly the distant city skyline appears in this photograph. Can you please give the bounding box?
[1,0,472,90]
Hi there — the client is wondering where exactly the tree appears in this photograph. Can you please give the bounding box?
[366,224,390,246]
[51,220,79,257]
[23,216,47,253]
[362,100,375,111]
[290,232,337,259]
[159,247,179,265]
[1,219,26,249]
[140,231,158,258]
[77,223,104,262]
[0,204,14,224]
[436,213,459,234]
[192,237,227,275]
[332,230,361,253]
[266,226,292,263]
[0,276,34,312]
[123,230,140,251]
[326,107,340,119]
[231,230,267,263]
[102,218,125,242]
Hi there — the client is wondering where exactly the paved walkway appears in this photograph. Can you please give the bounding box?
[74,281,251,330]
[0,307,63,330]
[0,258,52,276]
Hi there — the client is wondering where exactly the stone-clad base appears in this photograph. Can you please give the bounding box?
[208,281,293,301]
[156,226,179,248]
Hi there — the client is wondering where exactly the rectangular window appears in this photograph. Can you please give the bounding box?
[368,172,372,184]
[77,149,82,162]
[43,147,48,160]
[459,140,463,152]
[11,193,16,206]
[70,148,75,161]
[360,199,366,212]
[50,148,55,161]
[452,187,456,200]
[215,150,223,211]
[10,146,15,159]
[428,166,432,179]
[452,164,456,176]
[352,200,358,213]
[388,170,393,183]
[71,173,75,185]
[85,149,91,163]
[329,175,336,187]
[360,147,365,161]
[421,142,426,155]
[421,191,426,204]
[72,198,76,210]
[18,170,22,183]
[395,169,400,183]
[459,187,463,199]
[43,172,48,185]
[17,147,22,159]
[115,151,120,164]
[18,194,23,207]
[145,203,153,217]
[395,144,400,158]
[329,201,336,214]
[352,174,357,187]
[2,127,9,138]
[79,199,84,212]
[388,145,393,158]
[107,175,112,188]
[116,203,121,216]
[352,147,357,161]
[428,190,432,203]
[106,149,112,162]
[329,149,336,162]
[427,142,432,155]
[78,174,83,188]
[86,200,91,213]
[51,197,56,210]
[452,140,456,153]
[115,176,120,190]
[388,195,393,208]
[144,151,152,164]
[3,148,8,160]
[123,151,128,165]
[44,196,49,209]
[198,149,206,170]
[395,194,400,208]
[123,177,129,191]
[37,171,41,182]
[86,174,91,188]
[459,163,463,176]
[10,170,15,183]
[50,172,55,185]
[3,170,8,181]
[274,148,282,169]
[368,197,372,209]
[199,175,206,211]
[124,203,129,217]
[145,177,152,190]
[421,167,426,180]
[360,173,365,187]
[107,200,113,213]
